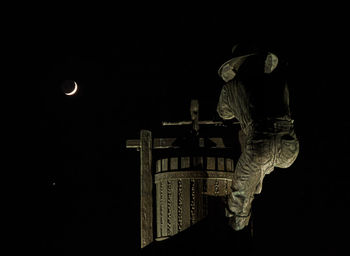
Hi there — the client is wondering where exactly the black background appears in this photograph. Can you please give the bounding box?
[15,7,350,255]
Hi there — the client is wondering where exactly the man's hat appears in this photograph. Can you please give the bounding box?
[218,43,279,82]
[218,44,257,82]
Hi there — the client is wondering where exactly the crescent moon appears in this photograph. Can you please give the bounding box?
[65,81,78,96]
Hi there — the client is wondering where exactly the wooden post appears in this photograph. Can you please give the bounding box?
[140,130,153,248]
[190,99,199,133]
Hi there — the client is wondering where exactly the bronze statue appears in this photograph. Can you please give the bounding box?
[217,42,299,230]
[128,42,300,249]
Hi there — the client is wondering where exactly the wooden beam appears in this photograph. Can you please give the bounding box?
[126,139,141,149]
[154,138,177,149]
[126,137,228,149]
[140,130,153,248]
[161,120,240,126]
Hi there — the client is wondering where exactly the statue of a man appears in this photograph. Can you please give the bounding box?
[216,42,299,231]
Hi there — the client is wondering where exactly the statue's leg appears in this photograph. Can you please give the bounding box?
[226,150,262,230]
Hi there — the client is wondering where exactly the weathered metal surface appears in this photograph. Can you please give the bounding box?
[160,180,167,238]
[190,179,197,225]
[155,169,227,239]
[156,182,161,238]
[158,156,234,172]
[226,158,234,171]
[181,179,191,231]
[161,158,168,172]
[207,157,216,170]
[142,154,235,245]
[205,178,233,196]
[170,180,178,235]
[196,179,205,222]
[218,157,225,171]
[177,179,184,232]
[156,159,161,173]
[129,100,241,248]
[181,157,190,169]
[155,170,234,183]
[140,130,153,248]
[170,157,178,170]
[192,156,203,169]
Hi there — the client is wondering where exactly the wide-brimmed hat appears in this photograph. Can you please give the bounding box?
[218,43,279,82]
[218,44,257,82]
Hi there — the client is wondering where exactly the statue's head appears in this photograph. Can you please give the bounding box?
[218,52,255,82]
[218,42,281,82]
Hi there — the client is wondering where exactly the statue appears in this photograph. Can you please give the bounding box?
[127,41,300,250]
[217,42,300,231]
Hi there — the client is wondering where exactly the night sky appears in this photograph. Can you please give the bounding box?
[20,9,350,255]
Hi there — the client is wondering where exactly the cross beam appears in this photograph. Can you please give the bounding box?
[126,137,227,150]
